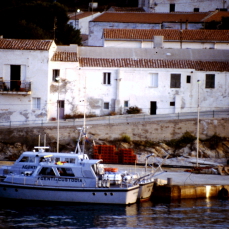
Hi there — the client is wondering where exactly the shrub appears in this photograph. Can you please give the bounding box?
[120,134,131,143]
[165,131,196,149]
[126,106,142,114]
[64,113,97,119]
[110,111,117,116]
[203,134,225,149]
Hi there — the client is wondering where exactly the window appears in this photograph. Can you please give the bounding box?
[39,167,55,176]
[206,74,215,88]
[33,97,41,109]
[104,102,109,109]
[53,69,60,82]
[103,72,111,85]
[186,75,191,83]
[64,158,75,164]
[57,167,74,177]
[170,74,181,88]
[124,101,129,108]
[150,73,158,87]
[170,3,175,12]
[194,8,199,12]
[170,102,175,106]
[19,156,35,163]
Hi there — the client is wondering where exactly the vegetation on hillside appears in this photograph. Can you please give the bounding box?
[0,0,82,45]
[0,0,138,44]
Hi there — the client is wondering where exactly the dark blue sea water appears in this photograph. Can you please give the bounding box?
[0,198,228,229]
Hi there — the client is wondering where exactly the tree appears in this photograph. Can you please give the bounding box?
[0,1,82,45]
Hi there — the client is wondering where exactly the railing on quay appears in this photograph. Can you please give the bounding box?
[0,109,229,128]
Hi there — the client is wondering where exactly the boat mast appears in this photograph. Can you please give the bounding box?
[82,75,87,155]
[196,80,200,167]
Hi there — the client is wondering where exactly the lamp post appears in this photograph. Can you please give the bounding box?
[56,77,60,153]
[196,80,201,167]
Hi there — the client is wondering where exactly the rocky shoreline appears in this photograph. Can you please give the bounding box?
[0,133,229,168]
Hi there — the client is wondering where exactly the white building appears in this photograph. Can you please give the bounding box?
[88,11,213,47]
[0,38,229,123]
[68,12,102,35]
[0,39,56,123]
[138,0,229,12]
[103,29,229,49]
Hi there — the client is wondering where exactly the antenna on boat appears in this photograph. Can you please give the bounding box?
[34,135,49,153]
[44,134,46,147]
[38,135,40,147]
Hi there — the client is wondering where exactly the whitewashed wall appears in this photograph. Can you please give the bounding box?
[68,12,102,35]
[139,0,229,12]
[0,45,56,123]
[104,40,229,50]
[52,66,229,116]
[88,22,161,47]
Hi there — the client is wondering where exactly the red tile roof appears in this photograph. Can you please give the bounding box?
[79,58,229,72]
[52,52,78,62]
[92,12,209,23]
[103,29,229,41]
[0,39,53,50]
[202,11,229,22]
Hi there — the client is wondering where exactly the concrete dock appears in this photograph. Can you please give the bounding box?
[110,164,229,200]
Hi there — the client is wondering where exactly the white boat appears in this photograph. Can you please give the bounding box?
[0,125,142,205]
[135,174,154,202]
[0,147,140,205]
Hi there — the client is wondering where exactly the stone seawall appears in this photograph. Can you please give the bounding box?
[0,118,228,147]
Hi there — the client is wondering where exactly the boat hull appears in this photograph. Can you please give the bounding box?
[138,181,154,201]
[0,182,139,205]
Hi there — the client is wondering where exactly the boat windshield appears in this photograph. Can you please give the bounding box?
[39,167,55,176]
[57,167,74,177]
[19,156,35,163]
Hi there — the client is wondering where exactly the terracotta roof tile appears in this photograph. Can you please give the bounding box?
[52,52,78,62]
[202,11,229,22]
[92,12,209,23]
[79,57,229,72]
[103,29,229,41]
[0,39,53,50]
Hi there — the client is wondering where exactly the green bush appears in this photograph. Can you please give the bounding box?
[126,106,142,114]
[165,131,196,149]
[64,113,97,119]
[120,134,131,143]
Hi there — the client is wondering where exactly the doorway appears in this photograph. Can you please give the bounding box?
[10,65,21,91]
[150,101,157,115]
[57,100,65,119]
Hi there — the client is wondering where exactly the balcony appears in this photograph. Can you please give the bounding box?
[0,80,31,95]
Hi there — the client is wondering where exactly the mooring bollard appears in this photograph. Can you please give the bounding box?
[167,178,172,186]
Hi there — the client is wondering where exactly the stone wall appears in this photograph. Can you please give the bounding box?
[0,118,228,147]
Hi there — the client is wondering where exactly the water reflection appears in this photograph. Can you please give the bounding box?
[0,198,228,228]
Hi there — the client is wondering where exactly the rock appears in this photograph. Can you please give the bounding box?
[154,146,168,157]
[175,145,192,157]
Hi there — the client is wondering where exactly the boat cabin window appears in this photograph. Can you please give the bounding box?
[19,156,35,163]
[65,158,75,164]
[55,158,61,163]
[57,167,74,177]
[39,167,55,176]
[39,157,54,163]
